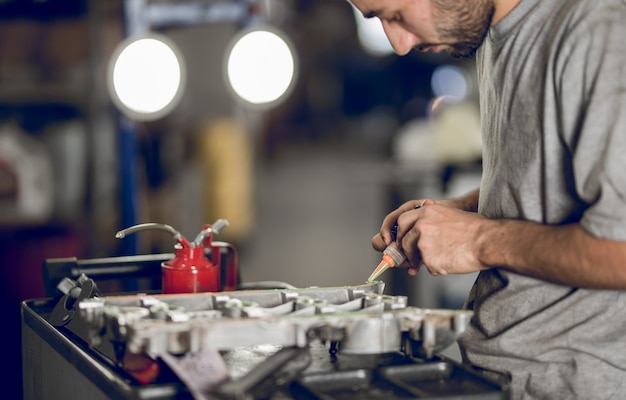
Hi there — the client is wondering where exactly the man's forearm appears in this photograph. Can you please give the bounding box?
[477,219,626,289]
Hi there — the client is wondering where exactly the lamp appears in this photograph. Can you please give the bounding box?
[224,25,297,109]
[107,32,186,121]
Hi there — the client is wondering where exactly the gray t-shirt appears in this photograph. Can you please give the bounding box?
[457,0,626,398]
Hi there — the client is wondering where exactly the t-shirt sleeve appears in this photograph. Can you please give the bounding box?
[557,9,626,240]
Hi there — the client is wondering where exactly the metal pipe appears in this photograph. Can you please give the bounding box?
[115,223,190,247]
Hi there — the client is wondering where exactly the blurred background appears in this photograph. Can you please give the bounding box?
[2,0,483,396]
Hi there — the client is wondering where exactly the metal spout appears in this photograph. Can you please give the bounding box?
[115,223,190,247]
[192,219,230,246]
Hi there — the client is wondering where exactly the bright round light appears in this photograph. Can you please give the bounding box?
[108,34,185,121]
[431,65,469,103]
[225,28,296,106]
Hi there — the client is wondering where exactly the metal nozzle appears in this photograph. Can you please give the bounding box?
[212,219,229,235]
[115,223,189,247]
[367,243,407,282]
[192,219,230,246]
[115,223,181,240]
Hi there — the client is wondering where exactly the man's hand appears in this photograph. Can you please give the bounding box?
[372,190,481,276]
[396,201,491,275]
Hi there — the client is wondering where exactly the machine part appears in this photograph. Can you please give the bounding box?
[338,314,403,355]
[215,346,312,399]
[74,281,472,362]
[24,293,510,400]
[294,361,507,399]
[49,274,99,327]
[236,280,297,291]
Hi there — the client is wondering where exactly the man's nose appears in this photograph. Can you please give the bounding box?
[381,21,418,56]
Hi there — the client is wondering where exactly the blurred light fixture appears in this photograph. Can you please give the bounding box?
[224,26,297,108]
[430,65,469,103]
[351,4,394,57]
[107,33,186,121]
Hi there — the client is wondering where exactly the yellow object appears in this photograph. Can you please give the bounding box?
[199,118,254,243]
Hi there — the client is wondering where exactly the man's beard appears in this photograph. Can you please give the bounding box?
[426,0,495,59]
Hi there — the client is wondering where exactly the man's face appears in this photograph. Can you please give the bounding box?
[350,0,495,58]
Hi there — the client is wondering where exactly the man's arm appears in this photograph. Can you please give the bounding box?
[409,203,626,289]
[478,218,626,289]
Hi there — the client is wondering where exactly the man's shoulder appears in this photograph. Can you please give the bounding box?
[553,0,626,37]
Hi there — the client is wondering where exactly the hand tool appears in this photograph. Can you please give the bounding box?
[367,202,424,282]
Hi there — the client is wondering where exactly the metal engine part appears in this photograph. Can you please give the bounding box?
[76,282,472,360]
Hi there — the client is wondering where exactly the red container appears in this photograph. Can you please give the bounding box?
[161,246,220,294]
[116,220,237,294]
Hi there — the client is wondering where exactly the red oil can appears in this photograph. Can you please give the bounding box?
[115,220,237,294]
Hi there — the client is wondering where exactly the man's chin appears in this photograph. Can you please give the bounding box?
[447,43,481,59]
[416,42,480,59]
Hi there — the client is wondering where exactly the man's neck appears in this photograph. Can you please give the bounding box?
[492,0,522,25]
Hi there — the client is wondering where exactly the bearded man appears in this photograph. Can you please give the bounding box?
[351,0,626,398]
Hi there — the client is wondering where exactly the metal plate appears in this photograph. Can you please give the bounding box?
[293,361,509,400]
[380,362,509,399]
[294,369,416,399]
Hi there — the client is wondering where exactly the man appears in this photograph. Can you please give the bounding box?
[349,0,626,398]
